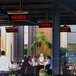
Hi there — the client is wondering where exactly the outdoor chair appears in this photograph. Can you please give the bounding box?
[45,64,52,75]
[35,65,44,76]
[19,57,35,76]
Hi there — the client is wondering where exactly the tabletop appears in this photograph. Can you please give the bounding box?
[9,67,21,71]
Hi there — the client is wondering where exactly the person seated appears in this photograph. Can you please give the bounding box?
[44,56,52,69]
[19,57,25,67]
[62,62,70,75]
[39,53,44,63]
[28,56,33,66]
[20,57,30,76]
[0,51,12,71]
[44,56,52,75]
[32,55,38,66]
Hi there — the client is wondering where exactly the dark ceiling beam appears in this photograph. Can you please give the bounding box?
[0,2,52,6]
[2,5,52,10]
[58,1,76,15]
[61,14,76,16]
[4,8,52,11]
[29,13,73,15]
[60,20,76,25]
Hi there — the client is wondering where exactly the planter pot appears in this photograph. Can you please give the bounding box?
[39,72,47,76]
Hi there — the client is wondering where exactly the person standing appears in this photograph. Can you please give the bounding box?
[0,51,12,71]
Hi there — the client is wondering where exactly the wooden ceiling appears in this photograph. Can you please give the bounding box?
[0,0,76,25]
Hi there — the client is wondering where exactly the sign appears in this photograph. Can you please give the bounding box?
[8,11,29,20]
[39,23,52,28]
[60,28,71,32]
[6,28,18,32]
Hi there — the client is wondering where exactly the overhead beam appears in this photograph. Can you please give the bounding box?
[58,1,76,15]
[0,2,52,6]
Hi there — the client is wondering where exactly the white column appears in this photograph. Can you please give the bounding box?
[1,26,6,51]
[60,32,67,48]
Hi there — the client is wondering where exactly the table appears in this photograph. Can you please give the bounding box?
[0,67,21,76]
[9,67,21,71]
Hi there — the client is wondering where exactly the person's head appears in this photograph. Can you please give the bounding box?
[40,53,43,57]
[46,56,51,61]
[1,51,5,56]
[22,58,24,63]
[47,56,51,59]
[28,56,32,61]
[34,55,37,60]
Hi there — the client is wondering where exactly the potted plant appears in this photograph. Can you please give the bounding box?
[30,31,52,53]
[39,68,48,76]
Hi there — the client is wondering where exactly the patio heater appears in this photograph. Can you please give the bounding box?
[38,10,53,28]
[60,25,71,32]
[60,20,71,32]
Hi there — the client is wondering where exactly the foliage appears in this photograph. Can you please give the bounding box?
[60,47,68,55]
[39,68,48,73]
[45,40,52,49]
[30,31,52,52]
[36,53,48,58]
[24,46,27,55]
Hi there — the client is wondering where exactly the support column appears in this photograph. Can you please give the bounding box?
[18,26,24,61]
[13,32,18,62]
[52,1,60,75]
[27,26,36,57]
[13,26,24,62]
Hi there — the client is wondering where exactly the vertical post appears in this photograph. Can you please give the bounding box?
[27,26,36,57]
[27,26,32,56]
[52,0,60,75]
[32,26,36,56]
[13,26,24,62]
[18,26,24,61]
[13,32,18,62]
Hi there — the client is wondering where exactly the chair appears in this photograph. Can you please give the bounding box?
[45,64,52,75]
[20,57,35,76]
[25,66,35,76]
[62,65,71,75]
[35,65,44,76]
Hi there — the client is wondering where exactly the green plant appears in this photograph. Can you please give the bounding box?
[30,31,52,52]
[60,47,68,55]
[24,46,27,55]
[39,68,48,73]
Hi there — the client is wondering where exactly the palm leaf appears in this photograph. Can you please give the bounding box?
[36,41,42,48]
[34,31,45,41]
[45,40,52,49]
[30,41,37,51]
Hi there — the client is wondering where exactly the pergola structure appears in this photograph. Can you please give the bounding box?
[0,0,76,24]
[0,0,76,75]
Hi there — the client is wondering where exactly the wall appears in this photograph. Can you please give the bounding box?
[36,26,52,55]
[1,26,6,52]
[0,36,1,48]
[60,32,68,48]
